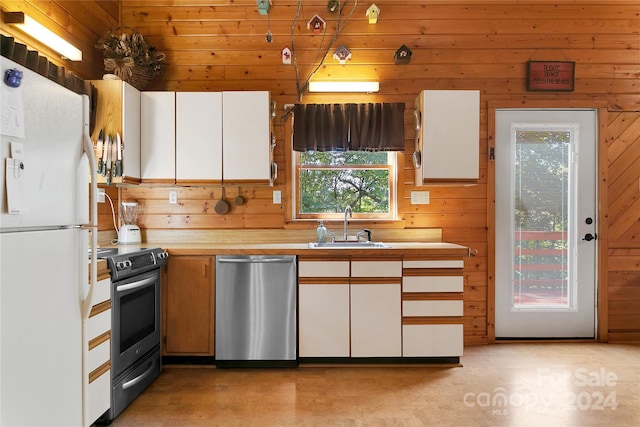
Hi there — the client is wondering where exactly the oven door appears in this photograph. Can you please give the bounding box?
[112,269,161,378]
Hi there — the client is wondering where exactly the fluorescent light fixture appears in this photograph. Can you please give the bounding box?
[308,81,380,93]
[3,12,82,61]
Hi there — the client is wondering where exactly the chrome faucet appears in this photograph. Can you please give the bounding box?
[343,205,352,241]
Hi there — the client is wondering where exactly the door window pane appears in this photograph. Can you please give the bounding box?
[512,128,573,309]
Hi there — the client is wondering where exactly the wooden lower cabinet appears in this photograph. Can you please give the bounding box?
[163,256,215,355]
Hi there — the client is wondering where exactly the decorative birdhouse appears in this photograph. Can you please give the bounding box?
[366,4,381,24]
[256,0,271,15]
[394,44,413,64]
[281,46,292,65]
[333,45,352,64]
[307,14,326,33]
[327,0,339,13]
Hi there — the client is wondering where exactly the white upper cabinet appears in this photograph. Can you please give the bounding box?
[141,91,176,183]
[176,92,223,185]
[222,91,274,185]
[414,90,480,184]
[139,90,273,185]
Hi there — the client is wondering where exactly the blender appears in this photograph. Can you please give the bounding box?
[119,202,141,244]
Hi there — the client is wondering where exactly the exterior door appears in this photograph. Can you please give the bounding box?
[495,110,597,338]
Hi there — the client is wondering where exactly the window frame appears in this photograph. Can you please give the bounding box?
[293,150,398,220]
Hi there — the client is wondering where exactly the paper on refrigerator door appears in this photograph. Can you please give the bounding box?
[0,85,25,138]
[5,157,27,214]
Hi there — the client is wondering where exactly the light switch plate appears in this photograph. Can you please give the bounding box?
[169,190,178,204]
[411,191,430,204]
[273,190,282,204]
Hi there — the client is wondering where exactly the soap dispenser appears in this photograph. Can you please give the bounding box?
[316,220,328,243]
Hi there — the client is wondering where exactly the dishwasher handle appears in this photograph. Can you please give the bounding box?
[217,256,294,264]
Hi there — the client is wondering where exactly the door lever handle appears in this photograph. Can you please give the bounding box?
[582,233,597,241]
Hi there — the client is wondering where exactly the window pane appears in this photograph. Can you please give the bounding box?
[299,168,390,214]
[513,130,571,308]
[299,151,389,166]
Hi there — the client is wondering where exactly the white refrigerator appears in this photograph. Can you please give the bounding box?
[0,57,98,425]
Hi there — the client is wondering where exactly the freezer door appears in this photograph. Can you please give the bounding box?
[0,228,86,425]
[0,57,88,230]
[215,255,297,365]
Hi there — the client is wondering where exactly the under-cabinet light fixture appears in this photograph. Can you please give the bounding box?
[3,11,82,61]
[308,81,380,93]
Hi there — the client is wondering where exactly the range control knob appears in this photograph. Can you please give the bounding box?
[116,260,132,271]
[157,251,169,260]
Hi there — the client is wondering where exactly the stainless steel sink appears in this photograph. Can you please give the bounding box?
[307,241,390,249]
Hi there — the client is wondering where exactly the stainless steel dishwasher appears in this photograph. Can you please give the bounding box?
[215,255,297,368]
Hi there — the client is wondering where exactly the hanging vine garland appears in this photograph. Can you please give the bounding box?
[95,27,166,90]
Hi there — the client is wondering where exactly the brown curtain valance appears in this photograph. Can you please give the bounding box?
[293,103,405,152]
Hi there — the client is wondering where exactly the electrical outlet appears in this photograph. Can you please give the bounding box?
[97,188,106,203]
[411,191,430,205]
[273,190,282,204]
[169,190,178,204]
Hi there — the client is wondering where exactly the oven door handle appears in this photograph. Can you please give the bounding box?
[122,359,156,390]
[116,275,156,293]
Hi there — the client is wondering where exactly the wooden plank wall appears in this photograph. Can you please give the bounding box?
[0,1,118,79]
[606,111,640,342]
[115,1,639,344]
[2,1,639,343]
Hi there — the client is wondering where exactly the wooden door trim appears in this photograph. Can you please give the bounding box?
[486,100,609,343]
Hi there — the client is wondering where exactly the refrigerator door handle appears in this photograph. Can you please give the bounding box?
[81,94,98,321]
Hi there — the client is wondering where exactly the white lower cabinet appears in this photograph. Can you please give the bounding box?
[350,283,401,357]
[299,255,465,361]
[403,324,464,357]
[298,257,402,359]
[402,258,464,358]
[299,283,350,357]
[83,266,111,426]
[298,259,350,357]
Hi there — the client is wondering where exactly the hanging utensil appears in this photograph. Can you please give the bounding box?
[115,132,123,177]
[234,187,245,206]
[215,188,230,215]
[101,133,109,176]
[96,129,104,174]
[111,136,117,178]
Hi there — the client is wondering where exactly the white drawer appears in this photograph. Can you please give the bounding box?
[87,369,111,424]
[298,261,349,277]
[92,277,111,305]
[351,261,402,277]
[403,276,463,292]
[86,309,111,339]
[403,260,464,269]
[403,324,463,357]
[403,300,463,317]
[88,339,110,373]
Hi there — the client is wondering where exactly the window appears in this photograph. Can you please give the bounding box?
[294,150,396,219]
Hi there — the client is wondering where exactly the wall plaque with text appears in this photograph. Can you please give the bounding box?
[527,61,575,92]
